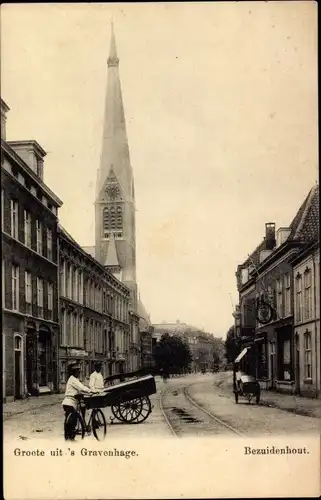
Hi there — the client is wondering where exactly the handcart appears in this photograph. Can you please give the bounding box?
[84,368,157,425]
[233,347,260,404]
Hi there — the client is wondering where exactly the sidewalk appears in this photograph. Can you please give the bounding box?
[3,393,64,421]
[214,372,321,419]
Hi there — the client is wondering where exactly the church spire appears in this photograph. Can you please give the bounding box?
[95,22,137,300]
[96,22,132,200]
[107,21,119,68]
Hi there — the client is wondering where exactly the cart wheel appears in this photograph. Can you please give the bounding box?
[131,395,152,424]
[116,390,144,424]
[111,405,122,422]
[234,392,239,404]
[116,390,152,424]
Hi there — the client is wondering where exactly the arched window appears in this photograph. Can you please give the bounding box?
[103,204,123,234]
[14,335,22,350]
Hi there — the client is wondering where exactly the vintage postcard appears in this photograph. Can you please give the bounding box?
[1,2,320,499]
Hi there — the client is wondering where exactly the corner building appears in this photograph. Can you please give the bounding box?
[1,99,62,400]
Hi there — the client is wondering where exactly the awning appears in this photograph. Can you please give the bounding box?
[234,347,249,363]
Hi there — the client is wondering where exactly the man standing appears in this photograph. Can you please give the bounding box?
[62,364,96,440]
[89,363,105,391]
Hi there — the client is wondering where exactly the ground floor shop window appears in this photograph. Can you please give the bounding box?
[304,332,312,379]
[277,333,293,380]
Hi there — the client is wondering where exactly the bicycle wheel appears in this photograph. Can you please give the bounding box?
[65,412,85,441]
[92,409,107,441]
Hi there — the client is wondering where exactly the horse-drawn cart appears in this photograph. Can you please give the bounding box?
[84,369,157,424]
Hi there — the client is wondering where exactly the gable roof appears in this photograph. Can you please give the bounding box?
[290,184,319,243]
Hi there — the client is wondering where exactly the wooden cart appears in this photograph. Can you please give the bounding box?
[84,368,157,424]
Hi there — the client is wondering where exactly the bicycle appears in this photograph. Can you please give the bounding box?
[64,393,107,441]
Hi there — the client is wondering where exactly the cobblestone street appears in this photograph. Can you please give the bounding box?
[4,373,320,443]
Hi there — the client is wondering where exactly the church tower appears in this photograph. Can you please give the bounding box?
[95,23,137,311]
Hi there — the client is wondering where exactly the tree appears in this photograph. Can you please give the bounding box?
[212,337,226,371]
[153,333,192,375]
[224,325,240,364]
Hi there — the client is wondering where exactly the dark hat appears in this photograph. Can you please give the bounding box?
[68,363,81,375]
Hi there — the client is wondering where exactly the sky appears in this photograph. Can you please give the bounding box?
[1,2,318,338]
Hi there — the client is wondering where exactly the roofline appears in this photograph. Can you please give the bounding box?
[288,239,319,266]
[238,238,266,268]
[58,225,131,295]
[252,239,300,274]
[7,139,47,158]
[1,98,10,112]
[1,140,63,207]
[292,185,318,240]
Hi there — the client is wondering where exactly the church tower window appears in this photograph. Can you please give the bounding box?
[103,204,123,237]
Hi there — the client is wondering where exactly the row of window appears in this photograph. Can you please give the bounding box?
[60,309,129,354]
[6,262,53,320]
[2,194,53,260]
[295,269,313,323]
[258,331,312,381]
[60,261,84,304]
[104,232,123,239]
[60,258,128,321]
[60,310,85,349]
[276,273,292,318]
[258,269,314,324]
[103,205,123,231]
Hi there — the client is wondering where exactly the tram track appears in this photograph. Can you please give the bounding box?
[160,383,245,437]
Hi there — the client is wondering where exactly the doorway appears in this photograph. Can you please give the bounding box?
[14,335,23,399]
[38,330,50,387]
[269,342,276,389]
[26,331,34,394]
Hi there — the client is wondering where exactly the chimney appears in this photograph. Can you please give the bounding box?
[1,98,10,140]
[7,140,46,181]
[265,222,276,250]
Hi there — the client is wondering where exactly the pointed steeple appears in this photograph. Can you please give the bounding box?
[107,21,119,68]
[104,232,120,267]
[95,22,137,298]
[96,22,133,200]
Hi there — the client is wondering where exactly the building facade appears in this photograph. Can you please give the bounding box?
[152,320,217,372]
[235,185,319,396]
[137,300,153,369]
[1,98,63,400]
[291,237,320,397]
[58,225,131,389]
